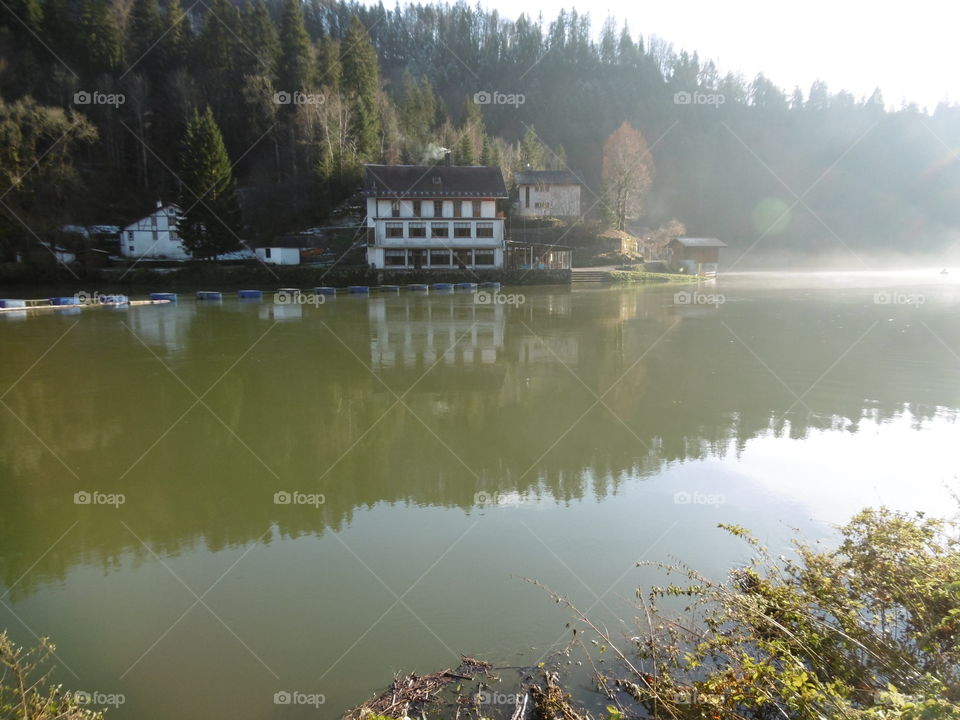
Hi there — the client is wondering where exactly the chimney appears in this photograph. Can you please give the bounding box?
[156,199,163,209]
[444,151,452,167]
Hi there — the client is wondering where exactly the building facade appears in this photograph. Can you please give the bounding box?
[666,237,727,275]
[121,202,188,260]
[514,170,582,218]
[255,247,301,265]
[364,164,508,270]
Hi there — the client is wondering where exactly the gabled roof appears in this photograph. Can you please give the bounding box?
[363,164,508,198]
[671,237,727,248]
[514,170,583,186]
[122,203,182,231]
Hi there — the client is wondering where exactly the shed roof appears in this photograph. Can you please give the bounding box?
[363,164,508,198]
[514,170,583,186]
[671,237,727,248]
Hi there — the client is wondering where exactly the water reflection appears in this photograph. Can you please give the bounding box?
[1,280,959,597]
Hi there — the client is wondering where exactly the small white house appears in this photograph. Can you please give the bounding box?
[255,247,301,265]
[514,170,582,218]
[121,202,188,260]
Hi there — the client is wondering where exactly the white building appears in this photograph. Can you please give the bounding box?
[363,164,508,270]
[255,247,301,265]
[121,202,188,260]
[514,170,582,218]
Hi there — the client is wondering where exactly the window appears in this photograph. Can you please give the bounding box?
[525,186,530,208]
[265,248,272,258]
[433,200,443,217]
[391,200,400,218]
[408,222,426,238]
[429,249,450,266]
[474,250,495,266]
[472,200,482,217]
[129,245,135,253]
[454,222,471,238]
[476,222,494,238]
[127,231,133,241]
[431,223,449,238]
[413,200,421,217]
[453,201,462,218]
[454,249,472,267]
[386,222,403,238]
[384,249,406,266]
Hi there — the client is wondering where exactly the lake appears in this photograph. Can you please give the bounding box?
[1,271,958,718]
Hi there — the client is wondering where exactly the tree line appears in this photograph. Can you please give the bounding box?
[2,0,960,263]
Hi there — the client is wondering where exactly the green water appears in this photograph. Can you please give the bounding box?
[1,272,959,718]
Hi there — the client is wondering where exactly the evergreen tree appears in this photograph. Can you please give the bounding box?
[454,130,474,165]
[126,0,164,75]
[276,0,314,95]
[160,0,190,69]
[342,15,380,160]
[241,0,278,79]
[480,135,492,165]
[76,0,123,76]
[178,106,241,259]
[316,33,341,91]
[519,125,543,169]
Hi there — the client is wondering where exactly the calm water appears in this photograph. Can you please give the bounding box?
[1,272,959,718]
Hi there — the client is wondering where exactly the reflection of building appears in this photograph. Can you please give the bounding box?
[369,295,504,369]
[363,164,509,270]
[126,302,195,352]
[514,169,582,218]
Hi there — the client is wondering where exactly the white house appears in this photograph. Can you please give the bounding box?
[363,164,509,270]
[255,247,301,265]
[514,170,582,218]
[121,202,188,260]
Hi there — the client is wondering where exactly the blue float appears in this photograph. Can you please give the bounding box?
[196,291,223,301]
[406,284,428,292]
[316,287,337,295]
[347,286,370,294]
[150,292,178,301]
[49,297,76,306]
[432,283,454,290]
[378,285,400,292]
[0,299,26,309]
[454,282,478,291]
[479,282,501,290]
[237,290,262,299]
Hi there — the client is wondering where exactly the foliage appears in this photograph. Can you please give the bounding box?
[0,631,103,720]
[568,507,960,720]
[177,106,241,259]
[602,122,654,231]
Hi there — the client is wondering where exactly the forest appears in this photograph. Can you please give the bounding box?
[2,0,960,264]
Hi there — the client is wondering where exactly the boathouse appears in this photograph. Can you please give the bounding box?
[666,237,727,275]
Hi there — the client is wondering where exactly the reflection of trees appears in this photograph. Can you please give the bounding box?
[1,287,958,596]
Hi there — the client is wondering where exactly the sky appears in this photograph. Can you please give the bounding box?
[378,0,959,110]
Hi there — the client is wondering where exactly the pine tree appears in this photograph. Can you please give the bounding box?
[316,33,341,92]
[519,125,543,169]
[342,15,381,161]
[76,0,123,75]
[480,135,492,166]
[241,0,278,79]
[178,107,241,259]
[276,0,314,95]
[160,0,190,69]
[454,131,474,165]
[127,0,164,75]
